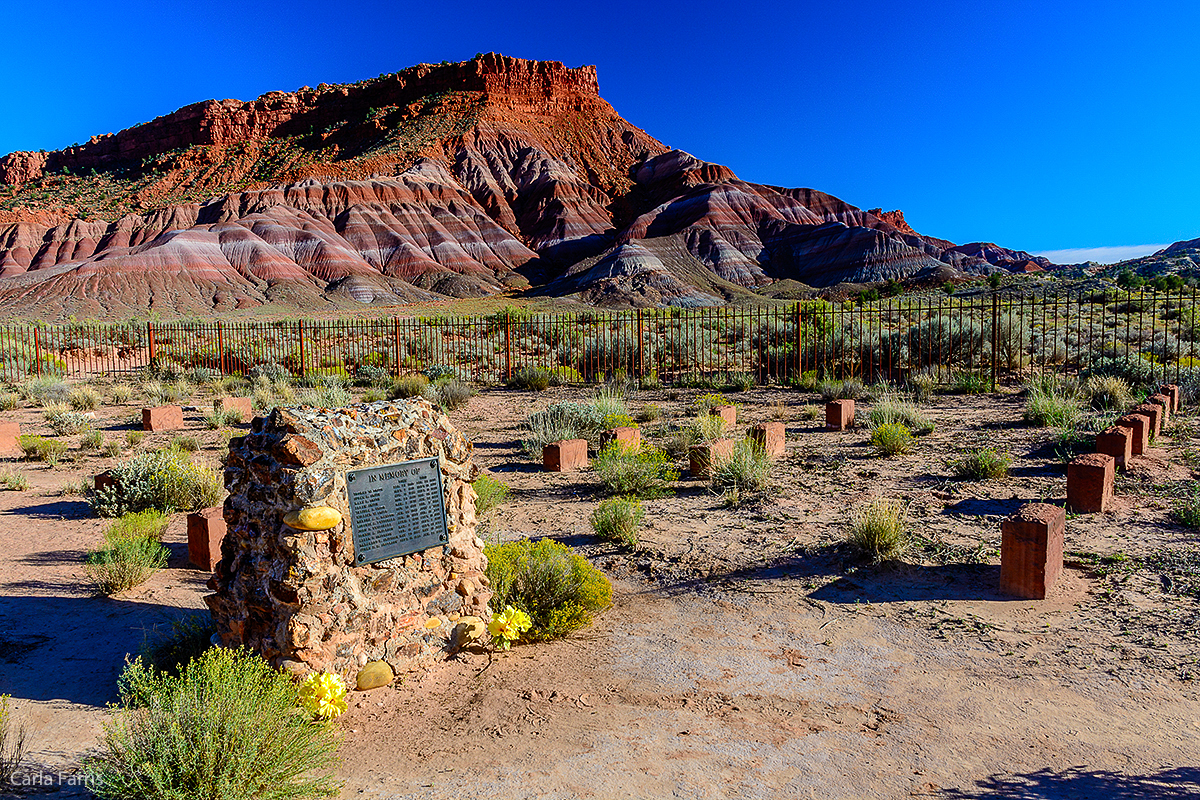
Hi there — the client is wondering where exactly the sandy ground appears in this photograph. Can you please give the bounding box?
[1,383,1199,799]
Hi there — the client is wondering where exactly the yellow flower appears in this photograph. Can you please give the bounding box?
[487,605,532,650]
[298,672,347,720]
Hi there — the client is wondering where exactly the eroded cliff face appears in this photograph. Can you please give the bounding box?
[0,54,1046,317]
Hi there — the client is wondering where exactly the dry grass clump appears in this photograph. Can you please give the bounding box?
[867,392,935,434]
[870,423,914,456]
[848,498,908,561]
[68,384,102,411]
[84,512,170,595]
[472,474,510,517]
[1083,375,1134,411]
[951,447,1012,480]
[709,439,773,494]
[590,497,644,548]
[0,694,27,786]
[1024,377,1083,428]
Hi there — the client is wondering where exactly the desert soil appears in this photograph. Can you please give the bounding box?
[1,382,1198,799]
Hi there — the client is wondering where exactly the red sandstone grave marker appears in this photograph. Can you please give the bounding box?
[216,396,254,422]
[710,405,737,429]
[1068,453,1115,513]
[749,422,785,458]
[0,422,19,457]
[1000,503,1065,599]
[1095,425,1132,470]
[826,399,854,431]
[599,426,641,452]
[188,506,227,571]
[689,438,735,478]
[1116,413,1150,456]
[543,439,588,472]
[143,405,184,432]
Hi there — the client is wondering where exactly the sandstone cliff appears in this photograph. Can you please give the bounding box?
[0,54,1046,317]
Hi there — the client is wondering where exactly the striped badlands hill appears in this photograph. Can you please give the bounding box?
[0,54,1050,317]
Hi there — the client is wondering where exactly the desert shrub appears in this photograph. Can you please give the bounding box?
[659,422,703,458]
[390,374,430,399]
[908,370,937,402]
[19,434,68,463]
[142,380,167,406]
[694,392,730,413]
[107,509,171,542]
[867,393,935,434]
[68,384,102,411]
[819,378,867,401]
[434,378,474,411]
[638,403,663,423]
[506,367,552,391]
[103,441,123,458]
[0,694,27,786]
[80,428,104,450]
[352,364,392,388]
[61,477,90,495]
[0,392,16,411]
[91,449,224,517]
[297,383,353,409]
[521,401,606,456]
[0,469,28,491]
[591,387,630,420]
[726,372,755,392]
[692,412,728,442]
[85,516,169,594]
[45,406,90,435]
[1084,375,1134,411]
[952,447,1012,480]
[709,439,773,493]
[1025,380,1083,428]
[18,376,69,406]
[248,362,292,384]
[139,612,217,676]
[85,647,341,800]
[594,442,678,498]
[126,430,145,448]
[848,498,908,561]
[360,387,387,403]
[204,409,244,430]
[949,370,988,394]
[870,423,914,456]
[590,498,643,548]
[170,435,200,453]
[484,539,612,642]
[1173,485,1200,529]
[602,412,637,429]
[473,474,510,517]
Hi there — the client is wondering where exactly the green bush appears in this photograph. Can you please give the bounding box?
[1174,485,1200,529]
[0,392,17,411]
[505,367,552,391]
[907,370,937,402]
[18,434,68,463]
[390,373,430,399]
[170,435,200,453]
[18,376,69,406]
[638,403,663,423]
[710,439,773,493]
[484,539,612,642]
[594,442,679,498]
[1084,374,1134,411]
[1025,381,1083,428]
[360,387,387,403]
[870,423,914,456]
[694,392,731,412]
[85,648,341,800]
[590,498,643,548]
[45,407,90,435]
[819,378,867,401]
[691,412,728,442]
[81,428,104,451]
[591,387,629,420]
[91,449,224,517]
[521,401,606,456]
[848,498,908,561]
[868,392,934,434]
[107,509,171,541]
[472,474,510,517]
[0,694,27,787]
[949,371,988,394]
[126,430,146,448]
[726,372,755,392]
[434,378,474,411]
[85,516,169,594]
[203,409,243,430]
[0,469,28,491]
[952,447,1012,480]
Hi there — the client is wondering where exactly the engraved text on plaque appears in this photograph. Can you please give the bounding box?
[346,458,448,565]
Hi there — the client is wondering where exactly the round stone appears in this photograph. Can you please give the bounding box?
[355,660,395,691]
[283,506,343,531]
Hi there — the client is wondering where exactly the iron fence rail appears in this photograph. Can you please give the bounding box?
[1,287,1195,389]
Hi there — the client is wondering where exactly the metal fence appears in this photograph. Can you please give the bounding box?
[1,287,1196,389]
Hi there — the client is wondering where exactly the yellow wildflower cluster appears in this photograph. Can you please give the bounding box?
[298,672,347,720]
[487,605,532,650]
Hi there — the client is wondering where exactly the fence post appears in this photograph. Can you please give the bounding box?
[298,320,306,379]
[794,302,802,380]
[393,317,402,376]
[636,309,645,379]
[990,291,1000,392]
[503,310,512,381]
[147,321,156,366]
[217,321,226,375]
[33,327,41,376]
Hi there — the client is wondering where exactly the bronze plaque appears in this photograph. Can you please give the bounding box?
[346,457,448,565]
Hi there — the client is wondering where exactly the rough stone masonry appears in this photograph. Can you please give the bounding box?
[206,398,491,680]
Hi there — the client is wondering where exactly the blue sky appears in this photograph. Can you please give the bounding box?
[1,0,1196,258]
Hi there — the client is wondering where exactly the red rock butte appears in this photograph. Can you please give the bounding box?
[0,53,1054,318]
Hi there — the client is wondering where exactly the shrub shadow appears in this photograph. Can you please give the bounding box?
[2,498,93,521]
[937,765,1200,799]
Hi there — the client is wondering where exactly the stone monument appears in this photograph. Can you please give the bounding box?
[207,398,491,682]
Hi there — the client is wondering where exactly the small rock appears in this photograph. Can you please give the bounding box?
[452,616,486,646]
[356,660,395,691]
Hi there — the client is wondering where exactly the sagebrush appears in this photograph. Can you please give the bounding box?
[484,539,612,642]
